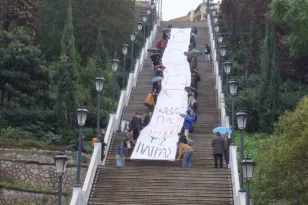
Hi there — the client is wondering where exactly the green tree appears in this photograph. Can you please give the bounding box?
[269,0,308,58]
[0,0,39,35]
[253,96,308,204]
[258,20,280,133]
[0,28,50,108]
[38,0,68,60]
[55,1,77,129]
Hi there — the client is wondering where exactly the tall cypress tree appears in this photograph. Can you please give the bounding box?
[56,0,77,129]
[258,20,280,133]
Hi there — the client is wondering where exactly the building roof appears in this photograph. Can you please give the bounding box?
[169,3,203,22]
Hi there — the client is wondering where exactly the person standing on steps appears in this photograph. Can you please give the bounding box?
[223,133,231,168]
[191,25,198,41]
[130,113,143,141]
[143,111,152,127]
[188,94,198,113]
[144,90,155,112]
[177,142,193,168]
[211,133,225,168]
[204,44,211,62]
[189,33,196,49]
[116,140,127,166]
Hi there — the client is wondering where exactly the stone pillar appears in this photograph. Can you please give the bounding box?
[200,4,207,21]
[190,9,194,22]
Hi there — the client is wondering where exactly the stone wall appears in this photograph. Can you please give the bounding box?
[0,149,89,188]
[0,188,68,205]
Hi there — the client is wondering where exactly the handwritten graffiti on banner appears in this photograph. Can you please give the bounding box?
[130,28,191,160]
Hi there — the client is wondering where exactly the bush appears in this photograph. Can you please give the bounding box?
[252,97,308,204]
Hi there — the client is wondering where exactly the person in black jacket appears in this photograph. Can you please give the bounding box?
[189,33,196,49]
[143,111,152,127]
[152,81,161,104]
[191,26,198,40]
[130,113,143,141]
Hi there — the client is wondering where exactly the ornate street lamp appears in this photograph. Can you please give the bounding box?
[137,22,143,58]
[229,80,238,145]
[241,157,256,205]
[95,75,105,143]
[214,23,220,33]
[236,110,248,192]
[54,153,68,205]
[142,14,148,41]
[224,61,232,95]
[213,15,218,23]
[75,108,88,187]
[150,1,155,29]
[130,32,137,72]
[147,8,151,35]
[121,44,129,89]
[220,46,227,57]
[110,59,120,113]
[217,33,223,44]
[212,9,217,16]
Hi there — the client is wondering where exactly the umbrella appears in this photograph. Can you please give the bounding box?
[147,48,160,54]
[213,127,232,134]
[154,65,166,71]
[180,114,195,123]
[187,49,202,57]
[148,76,163,84]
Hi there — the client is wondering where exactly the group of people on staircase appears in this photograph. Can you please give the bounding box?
[175,26,201,168]
[115,24,229,169]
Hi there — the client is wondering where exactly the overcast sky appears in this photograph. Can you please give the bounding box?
[162,0,204,21]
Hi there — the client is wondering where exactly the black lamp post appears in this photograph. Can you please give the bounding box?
[137,22,143,58]
[75,108,88,187]
[142,14,148,41]
[110,59,120,113]
[224,61,231,95]
[241,157,256,205]
[54,153,68,205]
[95,75,105,142]
[147,8,151,35]
[121,44,128,89]
[219,45,227,83]
[236,110,248,192]
[130,32,137,72]
[228,80,238,145]
[150,1,155,30]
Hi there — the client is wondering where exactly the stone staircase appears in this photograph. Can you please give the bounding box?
[88,22,233,205]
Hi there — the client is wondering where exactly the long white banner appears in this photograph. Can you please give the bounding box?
[131,28,191,160]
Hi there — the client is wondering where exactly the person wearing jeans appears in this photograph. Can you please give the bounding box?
[116,141,126,166]
[177,142,193,168]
